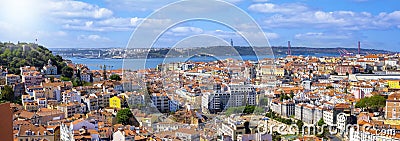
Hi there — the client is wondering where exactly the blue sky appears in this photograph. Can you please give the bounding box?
[0,0,399,51]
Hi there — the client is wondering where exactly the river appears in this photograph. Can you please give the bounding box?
[66,53,337,70]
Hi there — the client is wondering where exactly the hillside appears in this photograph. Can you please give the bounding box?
[0,42,66,74]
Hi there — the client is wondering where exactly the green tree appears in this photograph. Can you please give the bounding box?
[280,93,290,101]
[326,86,334,89]
[259,97,268,106]
[102,65,107,80]
[290,90,295,99]
[296,120,304,134]
[253,107,264,114]
[72,78,83,87]
[110,74,122,81]
[355,95,386,112]
[49,76,55,82]
[243,105,256,114]
[317,118,328,139]
[116,108,134,125]
[60,77,71,81]
[1,85,14,101]
[61,66,74,78]
[317,118,325,126]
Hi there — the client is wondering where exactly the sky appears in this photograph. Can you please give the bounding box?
[0,0,399,51]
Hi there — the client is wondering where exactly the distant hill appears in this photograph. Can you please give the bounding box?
[0,42,66,74]
[50,46,394,59]
[146,46,393,58]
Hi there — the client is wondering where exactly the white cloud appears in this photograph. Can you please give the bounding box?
[248,3,308,14]
[253,0,270,2]
[265,32,279,39]
[248,2,400,30]
[171,27,203,34]
[262,9,400,30]
[48,0,113,19]
[104,0,174,12]
[292,31,364,48]
[294,32,351,40]
[61,17,144,32]
[223,0,244,3]
[78,34,110,42]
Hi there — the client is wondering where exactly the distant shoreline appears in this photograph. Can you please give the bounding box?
[51,46,394,60]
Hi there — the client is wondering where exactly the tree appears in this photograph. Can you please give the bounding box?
[259,97,268,106]
[102,65,107,80]
[1,85,14,101]
[116,108,134,125]
[280,93,290,101]
[355,95,386,112]
[317,118,328,139]
[243,105,256,114]
[326,86,334,89]
[61,66,74,78]
[72,78,83,87]
[296,120,304,134]
[110,74,122,81]
[49,76,55,82]
[290,90,295,99]
[317,118,325,126]
[253,107,264,114]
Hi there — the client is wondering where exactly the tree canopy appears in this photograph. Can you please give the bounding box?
[110,74,122,81]
[225,105,264,116]
[116,108,134,125]
[1,85,14,101]
[355,95,386,112]
[0,43,66,74]
[317,118,325,126]
[61,66,74,78]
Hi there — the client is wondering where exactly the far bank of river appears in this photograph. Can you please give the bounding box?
[67,53,337,71]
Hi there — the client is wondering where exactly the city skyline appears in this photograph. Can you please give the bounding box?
[0,0,400,51]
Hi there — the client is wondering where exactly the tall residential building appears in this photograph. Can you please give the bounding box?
[151,93,170,113]
[281,100,295,118]
[5,74,20,85]
[201,84,256,113]
[386,92,400,119]
[21,71,44,88]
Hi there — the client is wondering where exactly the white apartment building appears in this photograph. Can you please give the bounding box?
[201,84,256,113]
[303,104,315,124]
[323,109,335,126]
[151,93,170,113]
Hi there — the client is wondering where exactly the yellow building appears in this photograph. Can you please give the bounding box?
[388,80,400,89]
[275,67,285,77]
[109,96,122,109]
